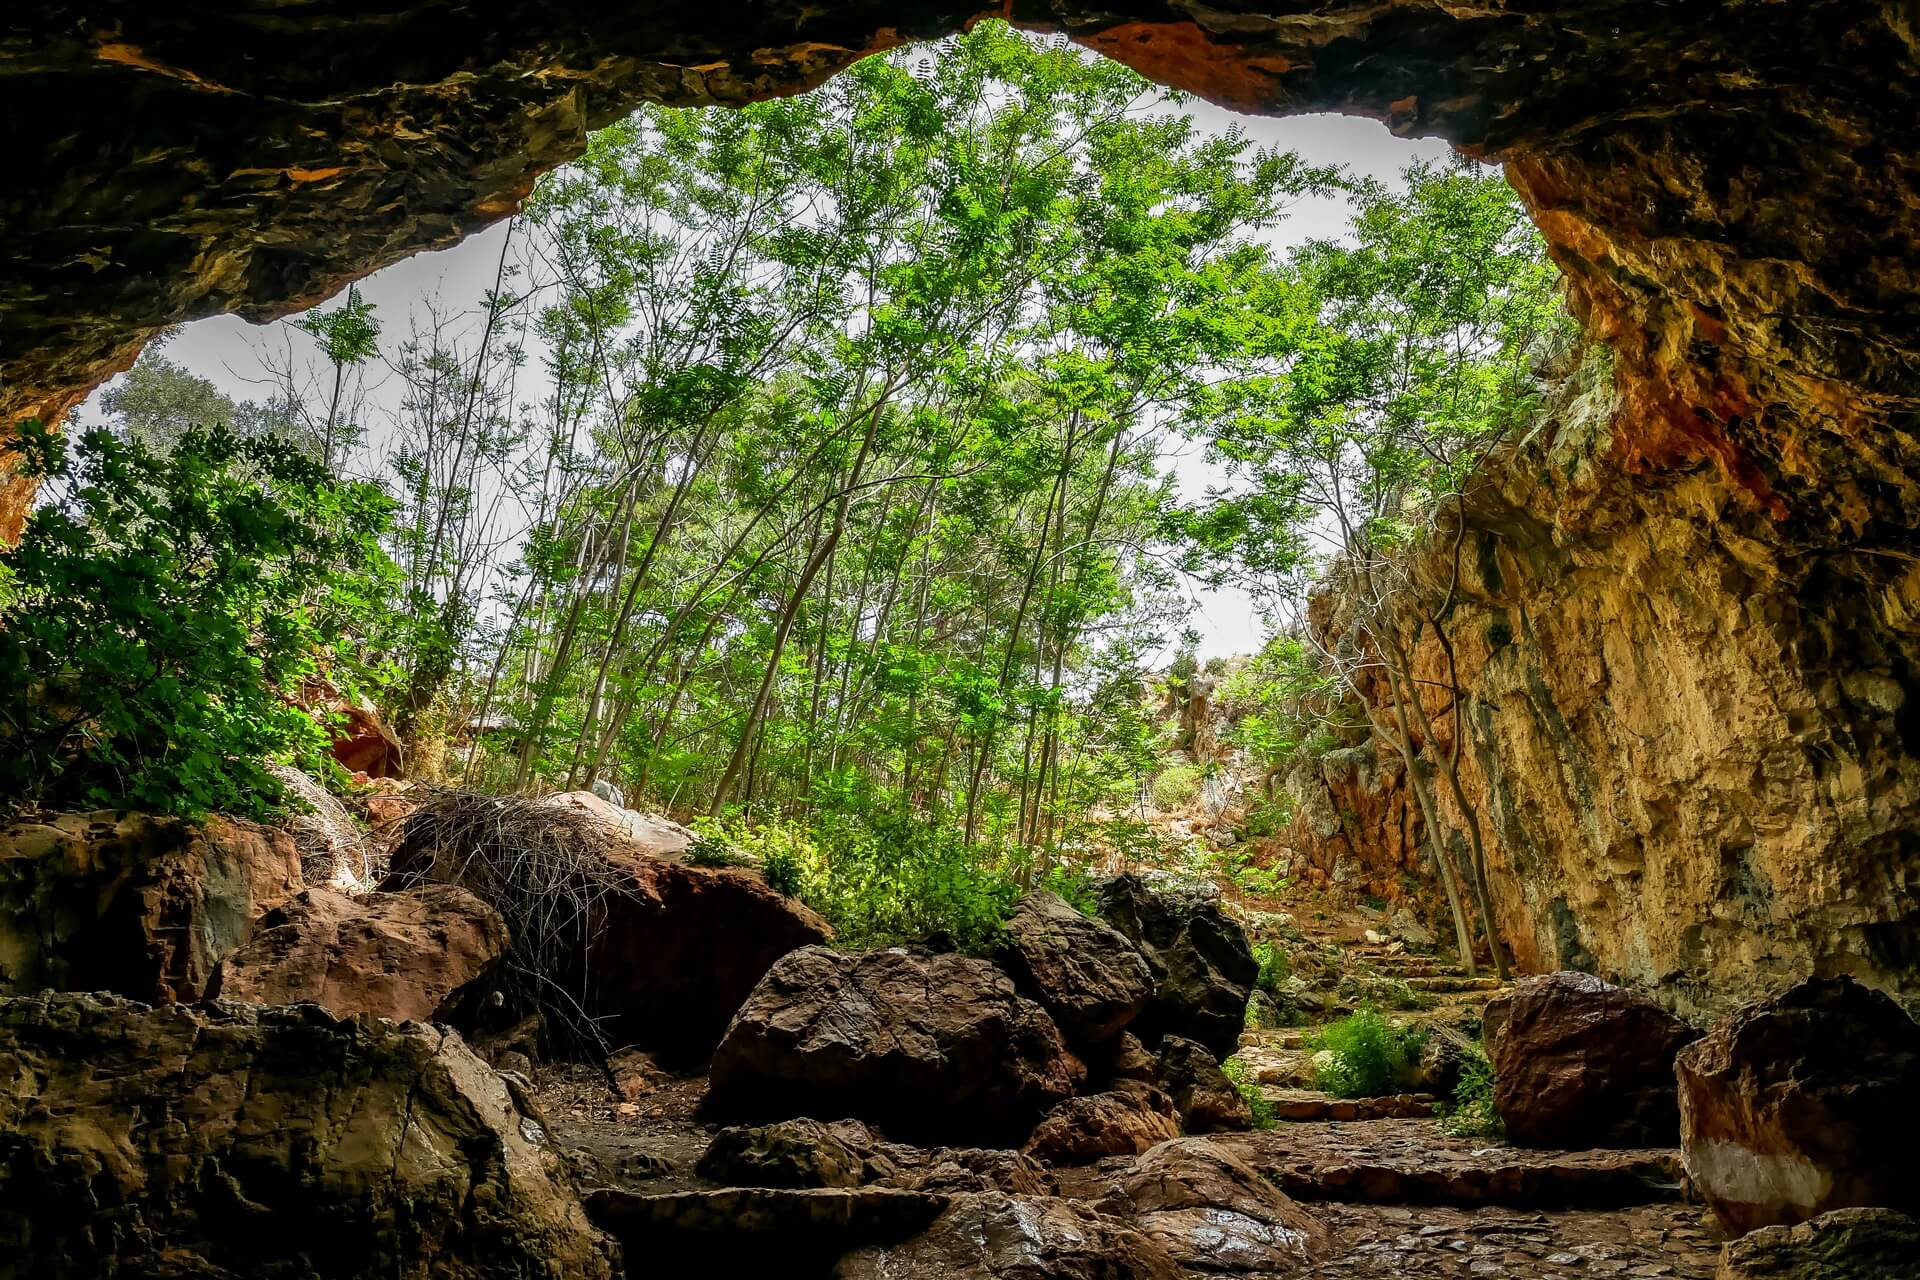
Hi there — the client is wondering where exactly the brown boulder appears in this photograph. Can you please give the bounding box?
[388,791,830,1061]
[833,1191,1182,1280]
[0,811,300,1003]
[1677,977,1920,1235]
[1157,1035,1254,1134]
[0,991,614,1279]
[210,883,507,1023]
[1023,1087,1181,1165]
[1096,873,1258,1059]
[697,1118,879,1189]
[996,889,1153,1044]
[1122,1137,1329,1274]
[1483,971,1698,1147]
[1716,1207,1920,1279]
[708,946,1083,1143]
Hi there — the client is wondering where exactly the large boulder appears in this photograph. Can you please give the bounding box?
[1676,977,1920,1235]
[697,1119,879,1190]
[1122,1137,1329,1274]
[995,889,1153,1045]
[1483,971,1699,1148]
[833,1192,1182,1280]
[587,1185,946,1275]
[387,791,830,1061]
[708,946,1084,1144]
[1716,1207,1920,1279]
[0,991,614,1279]
[211,883,508,1023]
[0,811,301,1003]
[1095,873,1258,1059]
[1156,1034,1253,1134]
[1023,1088,1181,1165]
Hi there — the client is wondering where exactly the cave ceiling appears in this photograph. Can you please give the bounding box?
[3,2,1917,543]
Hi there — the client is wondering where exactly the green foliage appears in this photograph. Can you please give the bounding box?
[1221,1055,1276,1130]
[1151,763,1203,810]
[713,812,1022,953]
[685,832,752,869]
[1309,1007,1426,1098]
[1437,1041,1503,1139]
[1215,844,1290,898]
[761,843,805,897]
[0,422,398,819]
[1253,941,1290,997]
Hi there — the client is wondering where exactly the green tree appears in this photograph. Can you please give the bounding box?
[0,422,399,819]
[1198,160,1569,973]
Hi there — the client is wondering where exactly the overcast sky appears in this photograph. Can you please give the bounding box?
[86,96,1451,662]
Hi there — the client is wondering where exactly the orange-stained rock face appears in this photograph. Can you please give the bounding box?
[3,1,1919,559]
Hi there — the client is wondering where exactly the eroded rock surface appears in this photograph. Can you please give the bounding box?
[1483,971,1699,1148]
[833,1190,1182,1280]
[707,945,1083,1143]
[1122,1136,1329,1274]
[1023,1087,1181,1165]
[1096,872,1258,1058]
[1156,1033,1253,1134]
[996,887,1152,1045]
[1716,1206,1920,1280]
[0,810,300,1002]
[211,882,507,1022]
[1677,977,1920,1236]
[0,991,614,1279]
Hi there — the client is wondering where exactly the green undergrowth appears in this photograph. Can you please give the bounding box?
[1436,1041,1503,1139]
[696,812,1097,954]
[1310,1007,1427,1098]
[1221,1055,1275,1130]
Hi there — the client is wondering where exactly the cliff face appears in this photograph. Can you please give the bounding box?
[1308,360,1920,1014]
[5,1,1919,551]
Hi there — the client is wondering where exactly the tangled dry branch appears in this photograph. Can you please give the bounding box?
[386,788,647,1057]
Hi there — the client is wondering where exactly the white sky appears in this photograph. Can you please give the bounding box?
[82,97,1451,663]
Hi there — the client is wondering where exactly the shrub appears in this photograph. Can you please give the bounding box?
[1150,763,1203,810]
[685,832,750,869]
[1310,1007,1426,1098]
[761,844,804,897]
[1437,1041,1503,1138]
[1252,941,1290,997]
[0,422,397,819]
[1221,1055,1275,1130]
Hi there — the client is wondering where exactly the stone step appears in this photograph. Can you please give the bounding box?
[1222,1122,1689,1211]
[584,1186,947,1270]
[1405,975,1508,994]
[1263,1089,1437,1122]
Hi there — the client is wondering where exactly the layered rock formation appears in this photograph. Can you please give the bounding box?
[1301,359,1920,1012]
[0,992,615,1278]
[5,1,1918,570]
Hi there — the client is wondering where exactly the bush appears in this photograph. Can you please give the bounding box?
[711,812,1021,954]
[1437,1042,1503,1138]
[0,422,397,819]
[685,832,751,869]
[1310,1007,1426,1098]
[1252,942,1290,997]
[1150,763,1203,810]
[1221,1055,1275,1130]
[761,844,804,897]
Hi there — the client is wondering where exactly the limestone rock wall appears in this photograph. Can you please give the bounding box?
[1310,364,1920,1015]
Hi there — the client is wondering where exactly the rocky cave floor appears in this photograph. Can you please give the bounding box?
[534,1070,1720,1278]
[530,906,1724,1278]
